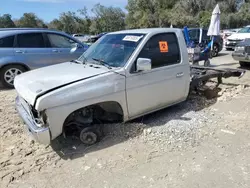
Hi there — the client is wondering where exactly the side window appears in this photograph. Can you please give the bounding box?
[202,29,210,40]
[188,30,197,40]
[137,33,181,69]
[47,33,76,48]
[17,33,45,48]
[0,36,14,48]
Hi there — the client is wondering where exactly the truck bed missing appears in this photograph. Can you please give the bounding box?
[190,65,245,90]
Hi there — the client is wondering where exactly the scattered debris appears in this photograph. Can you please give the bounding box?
[0,79,249,187]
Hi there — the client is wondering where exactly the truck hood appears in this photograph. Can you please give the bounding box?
[227,33,250,40]
[14,62,110,106]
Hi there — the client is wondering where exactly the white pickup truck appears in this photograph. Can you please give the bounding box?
[14,28,245,146]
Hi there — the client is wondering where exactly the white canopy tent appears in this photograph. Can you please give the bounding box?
[207,4,221,52]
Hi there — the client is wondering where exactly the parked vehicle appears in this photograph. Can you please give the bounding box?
[72,33,92,43]
[0,28,88,88]
[184,28,224,57]
[85,32,108,46]
[232,38,250,67]
[14,28,245,146]
[225,26,250,50]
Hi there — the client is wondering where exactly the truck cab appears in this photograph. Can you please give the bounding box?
[14,28,190,145]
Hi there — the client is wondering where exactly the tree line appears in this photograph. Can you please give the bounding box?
[0,0,250,35]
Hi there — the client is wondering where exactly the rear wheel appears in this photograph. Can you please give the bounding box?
[204,59,211,67]
[0,65,26,88]
[212,44,219,57]
[239,61,248,67]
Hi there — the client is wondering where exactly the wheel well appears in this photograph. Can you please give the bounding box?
[63,101,124,132]
[0,63,30,71]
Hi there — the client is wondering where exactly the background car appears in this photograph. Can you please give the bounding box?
[85,32,108,46]
[0,28,88,88]
[225,26,250,50]
[232,38,250,67]
[183,28,223,57]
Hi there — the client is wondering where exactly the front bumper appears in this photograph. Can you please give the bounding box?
[232,52,250,62]
[15,96,51,145]
[225,41,240,49]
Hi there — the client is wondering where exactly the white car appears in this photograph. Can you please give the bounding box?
[225,26,250,50]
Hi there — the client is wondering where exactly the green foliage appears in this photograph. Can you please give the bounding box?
[0,14,15,28]
[16,13,47,28]
[90,4,125,34]
[0,1,249,34]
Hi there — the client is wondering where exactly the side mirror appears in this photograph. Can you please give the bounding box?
[70,43,82,53]
[136,58,152,72]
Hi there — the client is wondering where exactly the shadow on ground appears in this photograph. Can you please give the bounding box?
[236,65,250,70]
[51,87,222,160]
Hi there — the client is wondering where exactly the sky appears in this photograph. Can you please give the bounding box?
[1,0,128,22]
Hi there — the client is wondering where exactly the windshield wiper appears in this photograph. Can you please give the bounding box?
[70,59,83,64]
[92,58,112,69]
[73,53,88,65]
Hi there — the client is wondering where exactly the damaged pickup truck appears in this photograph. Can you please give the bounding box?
[14,28,245,146]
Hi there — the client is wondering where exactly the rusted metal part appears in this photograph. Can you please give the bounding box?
[190,65,246,90]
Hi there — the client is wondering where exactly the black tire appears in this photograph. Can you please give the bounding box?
[204,59,211,67]
[0,65,26,88]
[226,48,232,51]
[212,44,219,57]
[239,61,248,67]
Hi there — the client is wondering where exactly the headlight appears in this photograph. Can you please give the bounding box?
[235,46,245,51]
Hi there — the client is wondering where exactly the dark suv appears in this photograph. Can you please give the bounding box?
[185,28,224,57]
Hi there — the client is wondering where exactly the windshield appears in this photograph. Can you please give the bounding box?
[78,33,145,67]
[238,27,250,33]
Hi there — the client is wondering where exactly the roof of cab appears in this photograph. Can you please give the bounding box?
[109,28,182,35]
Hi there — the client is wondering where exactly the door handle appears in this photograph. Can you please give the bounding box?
[176,72,184,78]
[15,50,26,54]
[52,49,60,53]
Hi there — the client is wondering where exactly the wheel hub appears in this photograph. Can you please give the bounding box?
[4,68,22,85]
[80,129,97,145]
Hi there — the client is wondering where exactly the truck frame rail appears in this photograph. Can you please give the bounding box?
[190,65,246,90]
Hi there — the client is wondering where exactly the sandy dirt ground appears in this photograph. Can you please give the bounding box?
[1,50,250,188]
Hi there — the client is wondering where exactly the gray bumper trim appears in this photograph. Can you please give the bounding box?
[15,96,51,145]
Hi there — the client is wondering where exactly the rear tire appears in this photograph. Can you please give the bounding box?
[226,48,231,51]
[239,61,248,67]
[204,59,211,67]
[0,65,26,89]
[212,44,219,57]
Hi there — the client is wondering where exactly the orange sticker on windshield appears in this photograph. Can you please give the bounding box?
[159,41,168,52]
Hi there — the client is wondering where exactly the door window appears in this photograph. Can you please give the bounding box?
[188,29,198,40]
[47,33,77,48]
[17,33,45,48]
[0,36,14,48]
[137,33,181,69]
[202,29,210,41]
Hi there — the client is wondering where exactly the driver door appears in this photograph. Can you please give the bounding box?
[126,33,189,118]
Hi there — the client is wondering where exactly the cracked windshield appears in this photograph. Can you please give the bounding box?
[1,0,250,188]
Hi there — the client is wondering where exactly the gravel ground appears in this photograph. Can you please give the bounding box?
[1,50,250,188]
